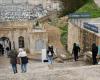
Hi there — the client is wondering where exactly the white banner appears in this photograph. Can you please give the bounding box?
[41,49,47,63]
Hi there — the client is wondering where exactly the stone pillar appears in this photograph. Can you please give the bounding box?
[98,37,100,45]
[67,22,80,53]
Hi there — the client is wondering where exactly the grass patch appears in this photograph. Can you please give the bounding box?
[49,17,68,48]
[77,0,100,18]
[60,25,68,48]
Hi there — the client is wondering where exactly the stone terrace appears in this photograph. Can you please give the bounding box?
[0,56,100,80]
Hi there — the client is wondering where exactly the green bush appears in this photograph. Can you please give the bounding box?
[59,0,85,16]
[59,25,68,47]
[77,0,100,18]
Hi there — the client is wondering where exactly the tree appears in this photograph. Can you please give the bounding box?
[59,0,85,16]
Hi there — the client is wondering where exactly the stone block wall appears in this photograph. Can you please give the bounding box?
[68,22,100,53]
[0,21,48,54]
[67,22,80,53]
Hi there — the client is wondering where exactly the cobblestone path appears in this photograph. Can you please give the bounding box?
[0,56,100,80]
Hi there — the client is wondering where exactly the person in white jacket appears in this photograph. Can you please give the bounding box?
[18,48,28,73]
[18,48,27,57]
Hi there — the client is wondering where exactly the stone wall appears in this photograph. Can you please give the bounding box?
[30,31,48,54]
[67,22,100,53]
[67,22,80,53]
[0,21,48,54]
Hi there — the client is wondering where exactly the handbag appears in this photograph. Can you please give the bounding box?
[16,57,21,64]
[43,60,48,62]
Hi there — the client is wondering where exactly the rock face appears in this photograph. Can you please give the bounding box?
[0,0,60,11]
[55,58,64,63]
[94,0,100,7]
[0,3,48,21]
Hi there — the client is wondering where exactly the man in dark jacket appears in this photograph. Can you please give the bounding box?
[47,45,54,64]
[9,49,18,74]
[92,43,98,65]
[72,43,80,61]
[47,45,54,69]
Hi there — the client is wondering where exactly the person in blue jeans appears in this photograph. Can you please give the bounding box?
[47,45,54,69]
[98,46,100,55]
[48,55,53,64]
[9,49,18,74]
[20,57,28,73]
[18,48,28,73]
[11,64,17,73]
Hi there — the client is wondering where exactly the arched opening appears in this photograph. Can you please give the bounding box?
[18,36,25,48]
[0,37,11,56]
[0,44,3,56]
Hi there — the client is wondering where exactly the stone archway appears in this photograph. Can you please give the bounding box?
[0,37,11,55]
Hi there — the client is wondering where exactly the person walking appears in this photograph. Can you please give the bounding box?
[47,45,54,69]
[6,47,10,57]
[72,43,80,61]
[9,49,18,74]
[92,43,98,65]
[18,48,28,73]
[97,45,100,64]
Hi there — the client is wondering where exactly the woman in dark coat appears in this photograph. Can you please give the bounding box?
[9,49,18,74]
[92,43,98,65]
[72,43,80,61]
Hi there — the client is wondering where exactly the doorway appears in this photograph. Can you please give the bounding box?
[0,43,3,56]
[0,37,11,56]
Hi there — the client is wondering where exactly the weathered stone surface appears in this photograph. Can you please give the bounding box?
[55,58,64,63]
[94,0,100,7]
[0,56,100,80]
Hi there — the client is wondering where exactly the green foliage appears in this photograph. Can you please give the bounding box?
[60,25,68,46]
[61,31,67,45]
[77,0,100,18]
[59,0,85,16]
[59,25,67,31]
[49,16,68,47]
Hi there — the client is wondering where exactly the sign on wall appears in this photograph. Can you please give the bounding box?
[68,13,91,18]
[83,22,98,33]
